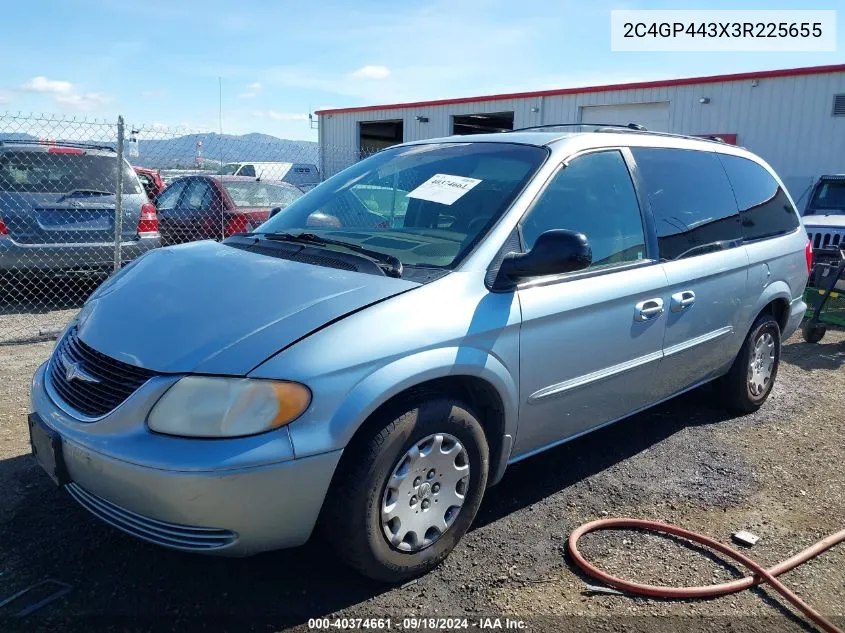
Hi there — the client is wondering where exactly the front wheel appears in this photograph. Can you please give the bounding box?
[322,397,489,582]
[718,314,781,413]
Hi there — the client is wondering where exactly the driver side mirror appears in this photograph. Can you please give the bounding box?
[269,207,282,218]
[499,229,592,283]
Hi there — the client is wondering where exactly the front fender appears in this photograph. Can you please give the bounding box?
[286,346,519,480]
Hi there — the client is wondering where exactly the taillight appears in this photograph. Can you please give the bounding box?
[226,212,267,236]
[805,238,813,274]
[225,214,249,237]
[0,215,8,238]
[138,203,159,237]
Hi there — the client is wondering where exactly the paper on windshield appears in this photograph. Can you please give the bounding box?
[407,174,482,205]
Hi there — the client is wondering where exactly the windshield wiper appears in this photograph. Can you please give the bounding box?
[262,232,403,278]
[57,188,113,201]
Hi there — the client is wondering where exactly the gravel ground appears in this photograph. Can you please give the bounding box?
[0,326,843,633]
[0,279,92,345]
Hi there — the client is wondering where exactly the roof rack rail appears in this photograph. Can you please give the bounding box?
[592,127,737,145]
[507,122,744,148]
[0,139,116,152]
[510,122,646,132]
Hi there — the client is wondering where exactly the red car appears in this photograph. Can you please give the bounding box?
[153,175,304,245]
[133,166,166,201]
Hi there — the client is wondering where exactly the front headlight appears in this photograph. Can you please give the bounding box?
[148,377,311,438]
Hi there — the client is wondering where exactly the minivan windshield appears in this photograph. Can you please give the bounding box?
[807,181,845,214]
[256,142,547,269]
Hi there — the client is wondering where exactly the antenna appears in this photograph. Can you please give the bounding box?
[218,76,223,138]
[219,76,224,238]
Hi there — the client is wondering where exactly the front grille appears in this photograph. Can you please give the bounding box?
[48,327,155,419]
[807,229,845,250]
[66,483,238,551]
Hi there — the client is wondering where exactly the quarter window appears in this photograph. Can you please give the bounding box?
[154,179,186,210]
[184,180,215,210]
[631,148,742,260]
[521,150,646,270]
[717,154,800,240]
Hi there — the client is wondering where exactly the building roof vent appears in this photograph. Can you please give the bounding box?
[834,94,845,116]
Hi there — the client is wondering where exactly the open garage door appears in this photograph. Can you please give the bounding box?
[359,120,403,157]
[580,102,669,132]
[453,112,514,135]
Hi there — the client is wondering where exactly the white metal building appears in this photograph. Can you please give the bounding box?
[316,64,845,203]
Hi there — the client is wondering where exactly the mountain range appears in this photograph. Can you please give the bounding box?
[0,131,319,169]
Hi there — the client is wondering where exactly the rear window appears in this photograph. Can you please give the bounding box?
[808,181,845,214]
[0,151,141,194]
[718,154,799,239]
[222,180,302,208]
[631,147,742,260]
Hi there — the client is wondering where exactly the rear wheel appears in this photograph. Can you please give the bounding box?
[719,313,781,413]
[322,397,489,582]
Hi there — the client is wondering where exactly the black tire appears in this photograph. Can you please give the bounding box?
[322,397,489,582]
[801,320,826,344]
[719,313,781,413]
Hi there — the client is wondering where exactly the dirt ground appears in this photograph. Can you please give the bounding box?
[0,328,843,632]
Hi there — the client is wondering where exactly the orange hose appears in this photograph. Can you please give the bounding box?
[567,518,845,633]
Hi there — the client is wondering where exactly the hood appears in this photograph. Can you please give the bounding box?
[803,214,845,229]
[76,241,419,374]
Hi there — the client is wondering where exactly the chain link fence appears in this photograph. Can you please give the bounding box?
[0,112,366,344]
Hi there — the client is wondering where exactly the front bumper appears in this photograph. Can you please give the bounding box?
[31,362,342,556]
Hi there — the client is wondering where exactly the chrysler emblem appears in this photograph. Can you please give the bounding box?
[60,354,100,384]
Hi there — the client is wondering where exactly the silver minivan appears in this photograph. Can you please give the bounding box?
[29,127,810,582]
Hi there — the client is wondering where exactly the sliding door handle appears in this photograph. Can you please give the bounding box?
[634,298,664,321]
[670,290,696,312]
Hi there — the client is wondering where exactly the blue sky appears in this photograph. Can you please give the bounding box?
[0,0,842,141]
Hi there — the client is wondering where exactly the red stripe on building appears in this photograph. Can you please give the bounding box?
[315,64,845,116]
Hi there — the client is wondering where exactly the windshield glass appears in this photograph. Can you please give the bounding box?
[223,180,302,208]
[808,181,845,214]
[256,142,547,268]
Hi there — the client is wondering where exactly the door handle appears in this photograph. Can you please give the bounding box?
[634,298,664,321]
[670,290,696,312]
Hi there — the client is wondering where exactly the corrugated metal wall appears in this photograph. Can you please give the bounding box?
[318,71,845,202]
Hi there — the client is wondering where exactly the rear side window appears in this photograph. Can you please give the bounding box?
[718,154,799,240]
[0,151,142,194]
[631,148,741,260]
[238,165,256,177]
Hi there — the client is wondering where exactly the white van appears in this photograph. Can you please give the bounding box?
[221,162,320,188]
